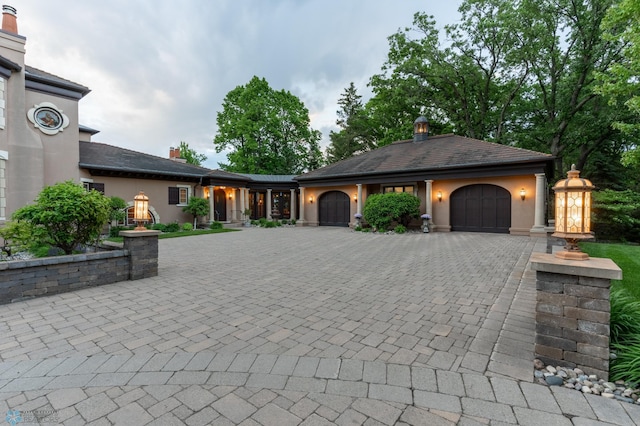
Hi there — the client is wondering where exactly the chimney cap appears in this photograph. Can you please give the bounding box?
[2,5,16,15]
[2,4,18,34]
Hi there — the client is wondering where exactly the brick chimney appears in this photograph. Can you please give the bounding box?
[169,147,186,162]
[2,5,17,34]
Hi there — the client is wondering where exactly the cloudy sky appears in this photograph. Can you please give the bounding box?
[18,0,462,169]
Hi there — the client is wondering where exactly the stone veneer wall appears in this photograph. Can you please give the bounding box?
[0,231,160,305]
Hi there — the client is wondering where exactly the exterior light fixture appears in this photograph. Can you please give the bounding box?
[413,116,429,142]
[520,188,526,201]
[436,191,442,202]
[309,196,314,203]
[552,165,594,260]
[133,191,149,231]
[353,194,357,202]
[228,193,233,200]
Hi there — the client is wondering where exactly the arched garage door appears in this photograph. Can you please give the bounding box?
[450,184,511,233]
[319,191,350,227]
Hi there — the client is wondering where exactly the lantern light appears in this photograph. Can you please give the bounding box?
[133,191,149,231]
[436,191,443,202]
[551,165,594,260]
[520,188,526,201]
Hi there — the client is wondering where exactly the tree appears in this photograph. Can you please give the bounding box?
[363,192,421,231]
[326,83,374,163]
[182,196,210,229]
[12,181,111,255]
[213,76,323,174]
[178,141,207,166]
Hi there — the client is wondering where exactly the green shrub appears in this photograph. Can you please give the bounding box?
[250,220,258,226]
[109,226,132,238]
[164,223,180,233]
[281,219,289,225]
[394,224,407,234]
[290,219,296,225]
[209,221,223,230]
[151,223,167,232]
[258,217,268,226]
[264,220,277,228]
[182,223,193,231]
[592,189,640,243]
[610,335,640,384]
[354,225,362,232]
[363,192,420,231]
[0,220,34,256]
[609,286,640,383]
[12,180,111,255]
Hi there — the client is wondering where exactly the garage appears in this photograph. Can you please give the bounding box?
[319,191,350,227]
[450,184,511,233]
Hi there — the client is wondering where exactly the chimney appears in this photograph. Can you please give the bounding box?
[2,5,17,34]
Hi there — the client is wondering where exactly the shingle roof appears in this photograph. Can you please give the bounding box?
[237,173,297,183]
[25,65,91,98]
[79,141,246,182]
[297,134,553,181]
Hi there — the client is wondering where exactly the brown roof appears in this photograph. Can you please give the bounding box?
[297,134,553,183]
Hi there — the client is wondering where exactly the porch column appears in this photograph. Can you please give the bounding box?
[208,185,214,223]
[266,188,272,220]
[290,188,296,220]
[299,187,306,223]
[425,180,433,217]
[239,188,246,221]
[531,173,546,235]
[356,184,362,215]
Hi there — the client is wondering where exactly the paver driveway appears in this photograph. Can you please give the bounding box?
[2,228,638,425]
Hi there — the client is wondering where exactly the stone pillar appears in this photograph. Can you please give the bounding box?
[530,253,622,380]
[531,173,547,235]
[0,150,7,221]
[121,230,161,280]
[208,185,214,224]
[240,188,246,221]
[425,180,433,216]
[290,188,296,220]
[266,188,272,220]
[356,184,362,215]
[299,187,306,223]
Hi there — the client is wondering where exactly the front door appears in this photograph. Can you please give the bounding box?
[214,189,227,221]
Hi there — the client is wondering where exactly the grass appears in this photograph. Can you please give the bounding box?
[581,242,640,300]
[581,242,640,384]
[106,228,238,243]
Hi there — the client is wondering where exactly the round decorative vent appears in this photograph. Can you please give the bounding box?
[27,102,70,135]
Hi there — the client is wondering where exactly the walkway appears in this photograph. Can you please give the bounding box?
[0,228,637,425]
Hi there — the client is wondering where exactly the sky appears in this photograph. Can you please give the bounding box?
[18,0,462,170]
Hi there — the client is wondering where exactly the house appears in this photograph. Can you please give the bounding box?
[0,5,554,236]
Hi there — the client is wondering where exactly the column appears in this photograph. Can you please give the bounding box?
[0,150,7,221]
[121,230,161,280]
[208,185,214,224]
[290,188,296,220]
[240,188,246,221]
[425,180,433,216]
[299,187,305,223]
[530,253,622,380]
[531,173,547,234]
[356,184,362,215]
[266,188,272,220]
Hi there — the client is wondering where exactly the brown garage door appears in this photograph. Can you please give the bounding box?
[450,184,511,233]
[319,191,350,227]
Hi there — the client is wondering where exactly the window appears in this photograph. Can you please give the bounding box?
[384,185,414,194]
[84,182,105,194]
[169,185,190,205]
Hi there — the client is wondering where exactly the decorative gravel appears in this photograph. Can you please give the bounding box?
[534,359,639,405]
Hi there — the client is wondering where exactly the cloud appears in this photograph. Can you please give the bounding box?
[17,0,461,169]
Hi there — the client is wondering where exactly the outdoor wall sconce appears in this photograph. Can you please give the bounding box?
[309,196,314,203]
[552,164,594,260]
[133,191,149,231]
[353,194,357,202]
[436,191,443,202]
[520,188,526,201]
[228,193,233,200]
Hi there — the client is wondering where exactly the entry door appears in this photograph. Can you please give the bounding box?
[450,184,511,233]
[214,189,227,221]
[319,191,350,227]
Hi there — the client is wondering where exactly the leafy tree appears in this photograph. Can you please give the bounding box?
[326,83,374,163]
[363,192,420,231]
[0,220,34,257]
[12,180,111,255]
[592,189,640,242]
[108,196,127,224]
[182,196,210,229]
[213,76,323,174]
[178,141,207,166]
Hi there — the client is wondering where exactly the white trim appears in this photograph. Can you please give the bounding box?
[0,150,7,160]
[176,184,191,206]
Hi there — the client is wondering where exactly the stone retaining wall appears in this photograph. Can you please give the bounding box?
[0,230,160,305]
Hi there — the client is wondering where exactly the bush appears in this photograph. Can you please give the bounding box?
[109,226,132,238]
[182,223,193,231]
[210,221,223,230]
[394,224,407,234]
[165,223,180,233]
[12,181,111,254]
[363,192,420,231]
[182,197,210,229]
[0,220,34,256]
[290,219,296,225]
[592,189,640,243]
[263,220,277,228]
[151,223,167,232]
[610,286,640,383]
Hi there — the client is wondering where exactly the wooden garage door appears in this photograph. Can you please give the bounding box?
[319,191,350,227]
[450,184,511,233]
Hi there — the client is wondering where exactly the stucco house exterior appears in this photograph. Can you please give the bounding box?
[0,5,554,236]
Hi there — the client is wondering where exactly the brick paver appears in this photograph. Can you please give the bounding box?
[0,228,636,425]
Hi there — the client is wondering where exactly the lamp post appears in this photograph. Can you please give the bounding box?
[133,191,149,231]
[551,165,594,260]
